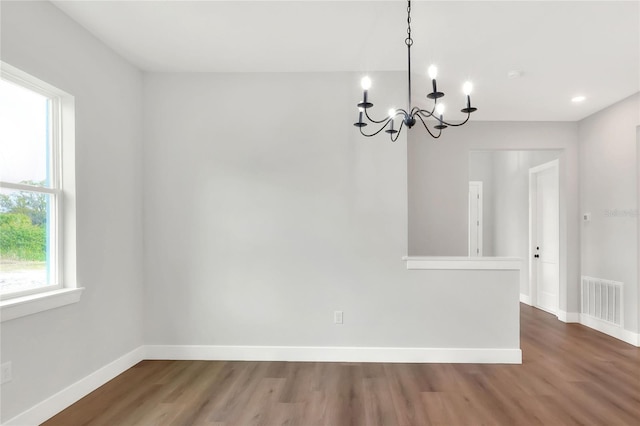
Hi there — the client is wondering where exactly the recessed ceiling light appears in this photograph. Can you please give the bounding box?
[572,95,586,103]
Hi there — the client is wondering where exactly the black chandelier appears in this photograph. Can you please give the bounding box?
[354,0,477,141]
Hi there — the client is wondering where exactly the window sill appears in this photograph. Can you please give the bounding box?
[0,287,84,322]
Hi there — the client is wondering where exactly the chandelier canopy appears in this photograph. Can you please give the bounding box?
[354,0,477,141]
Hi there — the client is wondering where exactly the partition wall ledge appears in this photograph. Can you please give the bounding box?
[403,256,522,270]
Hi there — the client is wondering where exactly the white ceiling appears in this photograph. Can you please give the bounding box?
[50,0,639,121]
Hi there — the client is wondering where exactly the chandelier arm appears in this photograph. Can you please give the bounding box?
[365,108,392,124]
[390,120,405,142]
[410,106,422,116]
[359,119,393,137]
[416,109,436,118]
[392,109,409,122]
[392,109,409,123]
[441,112,471,127]
[415,114,442,139]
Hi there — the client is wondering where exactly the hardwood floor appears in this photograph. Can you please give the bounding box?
[44,305,640,425]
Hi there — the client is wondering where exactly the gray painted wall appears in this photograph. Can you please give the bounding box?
[141,72,519,350]
[0,1,144,421]
[579,93,639,333]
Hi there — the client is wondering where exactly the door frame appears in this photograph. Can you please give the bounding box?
[528,159,560,312]
[469,181,483,257]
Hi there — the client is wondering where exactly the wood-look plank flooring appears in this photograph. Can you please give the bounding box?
[44,305,640,425]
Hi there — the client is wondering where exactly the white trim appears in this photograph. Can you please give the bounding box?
[468,181,483,257]
[1,62,66,99]
[529,159,560,313]
[557,310,580,323]
[528,158,560,175]
[1,63,62,300]
[59,88,77,292]
[0,288,84,322]
[0,283,64,302]
[2,346,145,426]
[519,293,532,305]
[403,256,521,270]
[0,62,77,306]
[0,182,59,194]
[579,315,640,347]
[145,345,522,364]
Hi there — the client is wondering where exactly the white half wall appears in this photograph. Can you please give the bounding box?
[0,1,144,422]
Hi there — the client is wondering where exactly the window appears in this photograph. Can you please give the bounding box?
[0,63,80,321]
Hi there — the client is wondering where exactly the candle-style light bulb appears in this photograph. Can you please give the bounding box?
[359,76,373,107]
[428,65,438,80]
[386,108,398,134]
[460,81,477,113]
[435,103,446,130]
[427,65,442,98]
[361,76,372,90]
[463,81,473,96]
[353,107,367,127]
[436,104,445,126]
[463,81,473,110]
[388,108,395,131]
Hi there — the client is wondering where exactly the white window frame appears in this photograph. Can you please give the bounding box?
[0,62,82,322]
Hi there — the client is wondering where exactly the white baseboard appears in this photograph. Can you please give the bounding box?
[145,345,522,364]
[580,315,640,347]
[3,346,145,426]
[519,293,531,305]
[557,310,580,323]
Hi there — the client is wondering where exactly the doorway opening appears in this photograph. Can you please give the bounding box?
[468,150,564,317]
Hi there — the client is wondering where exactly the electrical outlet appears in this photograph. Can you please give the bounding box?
[1,362,12,384]
[334,311,343,324]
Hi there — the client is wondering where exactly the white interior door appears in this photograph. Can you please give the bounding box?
[469,181,483,257]
[531,161,559,314]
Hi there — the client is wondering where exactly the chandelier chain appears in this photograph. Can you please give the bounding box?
[405,0,413,47]
[406,0,412,108]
